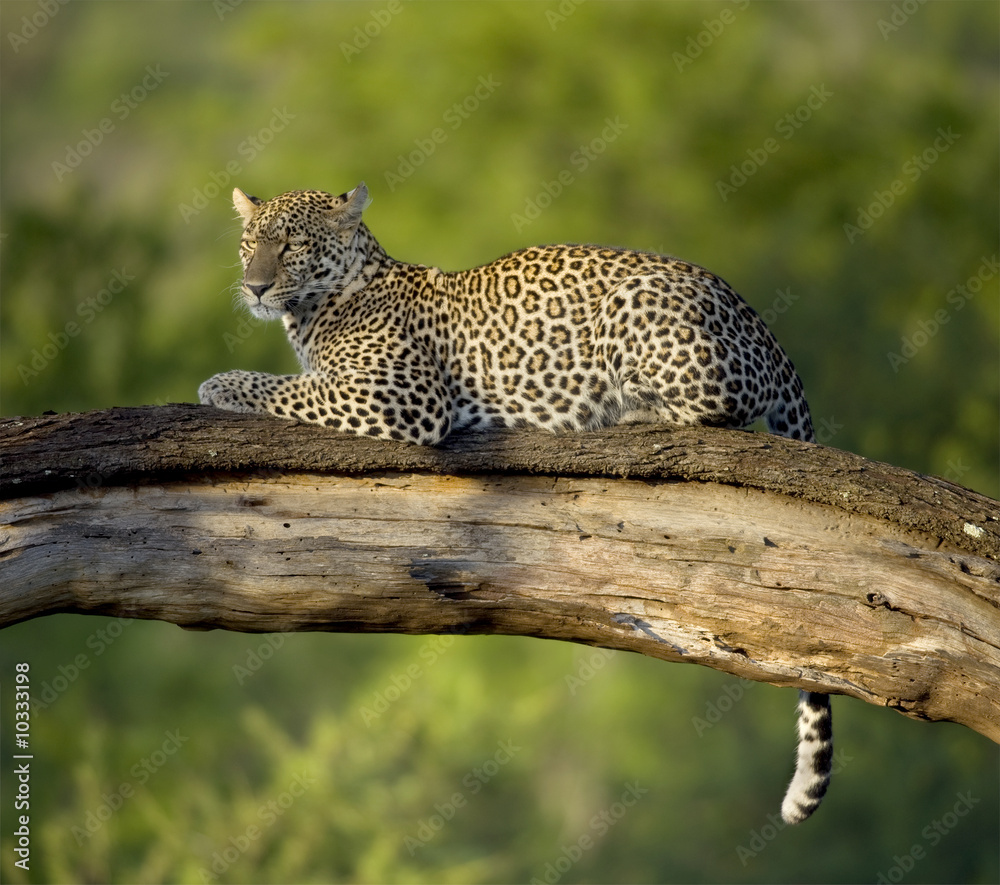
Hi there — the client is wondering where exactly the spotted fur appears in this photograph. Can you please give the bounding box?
[199,183,832,821]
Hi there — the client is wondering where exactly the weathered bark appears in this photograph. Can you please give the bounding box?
[1,405,998,741]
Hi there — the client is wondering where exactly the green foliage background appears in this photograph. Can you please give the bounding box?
[1,2,997,883]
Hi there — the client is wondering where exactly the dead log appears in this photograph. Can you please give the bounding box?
[1,404,997,742]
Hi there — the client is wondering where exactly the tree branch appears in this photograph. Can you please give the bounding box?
[2,405,998,741]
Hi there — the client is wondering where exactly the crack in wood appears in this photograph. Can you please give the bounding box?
[409,561,485,601]
[612,613,688,655]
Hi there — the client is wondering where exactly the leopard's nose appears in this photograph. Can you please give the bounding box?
[245,283,270,300]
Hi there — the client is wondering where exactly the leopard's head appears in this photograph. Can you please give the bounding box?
[232,184,371,319]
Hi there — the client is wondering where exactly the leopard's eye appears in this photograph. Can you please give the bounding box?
[243,239,257,251]
[287,242,308,253]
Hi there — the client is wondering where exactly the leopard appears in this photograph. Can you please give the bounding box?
[199,183,833,824]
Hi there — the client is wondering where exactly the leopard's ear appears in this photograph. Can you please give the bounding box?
[233,188,262,227]
[337,182,371,228]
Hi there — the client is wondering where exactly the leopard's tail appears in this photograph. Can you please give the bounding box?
[765,368,833,824]
[781,691,833,823]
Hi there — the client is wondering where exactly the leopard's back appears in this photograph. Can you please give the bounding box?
[432,243,813,441]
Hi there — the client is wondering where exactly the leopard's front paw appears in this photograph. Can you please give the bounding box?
[198,371,260,414]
